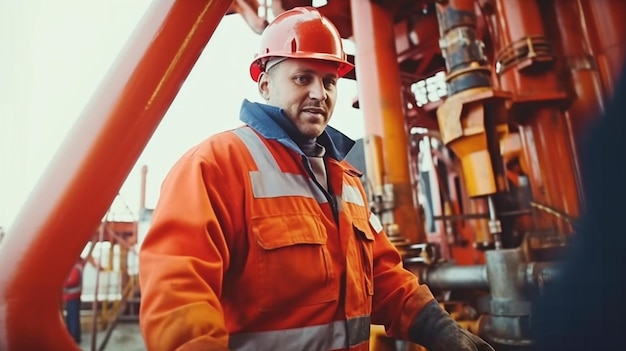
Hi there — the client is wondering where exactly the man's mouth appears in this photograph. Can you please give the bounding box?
[302,107,326,118]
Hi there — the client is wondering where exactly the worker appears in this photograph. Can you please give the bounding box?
[138,7,494,351]
[63,256,85,344]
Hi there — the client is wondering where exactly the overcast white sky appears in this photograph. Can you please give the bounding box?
[0,0,365,231]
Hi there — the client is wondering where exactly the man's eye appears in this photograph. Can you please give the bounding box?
[324,79,337,89]
[294,76,310,84]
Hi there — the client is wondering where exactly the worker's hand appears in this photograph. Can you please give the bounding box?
[409,300,495,351]
[427,327,494,351]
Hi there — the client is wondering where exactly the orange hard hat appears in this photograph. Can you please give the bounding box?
[249,7,354,82]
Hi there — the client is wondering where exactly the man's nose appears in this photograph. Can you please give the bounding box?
[308,78,327,101]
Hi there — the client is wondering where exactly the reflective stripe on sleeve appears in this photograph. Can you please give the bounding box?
[342,183,365,206]
[229,315,371,351]
[233,128,327,203]
[369,213,383,233]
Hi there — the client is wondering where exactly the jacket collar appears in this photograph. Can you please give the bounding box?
[239,99,355,161]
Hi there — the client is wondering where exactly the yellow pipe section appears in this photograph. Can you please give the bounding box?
[437,87,509,197]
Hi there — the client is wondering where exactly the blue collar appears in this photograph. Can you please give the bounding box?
[239,99,355,161]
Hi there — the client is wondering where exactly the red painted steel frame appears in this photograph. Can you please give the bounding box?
[0,0,233,349]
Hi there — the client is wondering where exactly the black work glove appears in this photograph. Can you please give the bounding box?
[408,300,495,351]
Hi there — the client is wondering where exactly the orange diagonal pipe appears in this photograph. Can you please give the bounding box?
[0,0,233,349]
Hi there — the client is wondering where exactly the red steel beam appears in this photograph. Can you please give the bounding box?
[0,0,233,349]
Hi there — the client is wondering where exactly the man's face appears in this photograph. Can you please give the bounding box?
[258,58,339,138]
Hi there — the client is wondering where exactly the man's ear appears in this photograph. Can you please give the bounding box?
[258,72,271,100]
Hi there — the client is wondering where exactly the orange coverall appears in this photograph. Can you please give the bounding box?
[139,100,435,351]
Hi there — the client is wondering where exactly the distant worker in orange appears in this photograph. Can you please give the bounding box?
[139,7,494,351]
[63,256,85,344]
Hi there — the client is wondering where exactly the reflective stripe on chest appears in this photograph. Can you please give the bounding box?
[233,127,368,211]
[233,127,327,203]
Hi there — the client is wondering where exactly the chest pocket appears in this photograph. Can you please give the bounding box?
[353,217,375,296]
[251,213,337,311]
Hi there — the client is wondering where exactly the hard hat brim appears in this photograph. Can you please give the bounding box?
[250,53,354,82]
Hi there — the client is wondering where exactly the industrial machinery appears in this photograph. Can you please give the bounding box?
[0,0,624,350]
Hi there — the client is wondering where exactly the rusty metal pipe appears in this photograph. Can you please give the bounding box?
[0,1,233,349]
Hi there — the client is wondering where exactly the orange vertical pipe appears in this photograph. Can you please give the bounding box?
[530,108,580,222]
[549,0,605,135]
[0,0,233,350]
[516,124,558,230]
[580,0,626,99]
[494,1,551,221]
[350,0,424,243]
[545,0,607,206]
[495,0,580,233]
